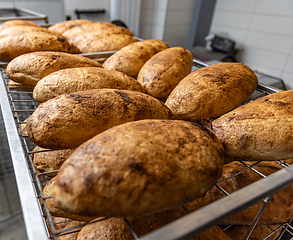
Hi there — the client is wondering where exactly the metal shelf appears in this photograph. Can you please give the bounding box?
[0,7,48,23]
[1,59,293,239]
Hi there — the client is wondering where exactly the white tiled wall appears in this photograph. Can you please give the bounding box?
[209,0,293,89]
[63,0,110,22]
[139,0,155,39]
[139,0,196,48]
[139,0,168,40]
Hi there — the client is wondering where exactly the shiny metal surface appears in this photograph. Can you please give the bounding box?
[0,72,48,240]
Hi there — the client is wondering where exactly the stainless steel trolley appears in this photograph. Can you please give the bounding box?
[1,59,293,240]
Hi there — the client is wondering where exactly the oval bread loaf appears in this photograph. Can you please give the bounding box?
[0,25,57,39]
[76,217,229,240]
[52,119,224,217]
[33,67,145,102]
[56,220,86,240]
[69,26,134,46]
[6,51,102,86]
[43,177,95,222]
[0,19,40,30]
[48,19,93,35]
[0,32,80,61]
[221,224,281,240]
[185,161,293,224]
[165,62,258,122]
[209,90,293,161]
[74,33,138,53]
[76,208,187,240]
[103,39,169,78]
[62,22,132,40]
[32,146,74,176]
[26,89,173,149]
[137,47,194,100]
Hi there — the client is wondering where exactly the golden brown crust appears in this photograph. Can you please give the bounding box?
[0,20,40,30]
[69,26,134,45]
[211,90,293,161]
[18,117,29,136]
[0,32,80,61]
[6,51,102,86]
[76,216,229,240]
[165,62,258,122]
[62,22,131,40]
[33,67,145,102]
[52,217,71,230]
[77,218,135,240]
[185,161,293,224]
[76,208,187,240]
[220,224,281,240]
[57,220,87,240]
[0,26,57,39]
[48,19,93,35]
[196,226,230,240]
[52,119,224,217]
[74,33,138,53]
[137,47,194,100]
[103,39,169,78]
[26,89,173,149]
[32,146,74,176]
[43,177,95,222]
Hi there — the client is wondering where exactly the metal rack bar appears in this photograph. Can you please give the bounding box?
[0,74,48,240]
[78,51,116,59]
[0,7,48,23]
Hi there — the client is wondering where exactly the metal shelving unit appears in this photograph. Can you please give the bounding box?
[0,7,48,23]
[1,59,293,239]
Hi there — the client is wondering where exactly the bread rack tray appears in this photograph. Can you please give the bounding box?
[1,59,293,240]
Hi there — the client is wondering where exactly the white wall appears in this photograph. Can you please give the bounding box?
[0,0,65,23]
[139,0,196,48]
[63,0,110,22]
[139,0,167,40]
[110,0,141,37]
[209,0,293,88]
[164,0,196,47]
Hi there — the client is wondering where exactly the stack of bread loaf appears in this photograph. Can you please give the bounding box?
[49,19,137,53]
[2,19,293,239]
[0,19,138,60]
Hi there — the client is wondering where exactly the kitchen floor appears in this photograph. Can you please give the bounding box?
[0,173,27,240]
[0,113,27,240]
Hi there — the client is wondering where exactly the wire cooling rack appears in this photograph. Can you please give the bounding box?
[1,60,293,239]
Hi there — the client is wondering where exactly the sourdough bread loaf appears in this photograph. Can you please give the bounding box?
[137,47,194,100]
[103,39,169,78]
[6,51,102,86]
[48,19,93,35]
[165,62,258,122]
[33,67,144,102]
[26,89,173,149]
[74,33,138,53]
[76,217,229,240]
[32,146,74,176]
[0,32,80,61]
[43,177,95,222]
[0,20,40,30]
[210,90,293,160]
[52,119,224,217]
